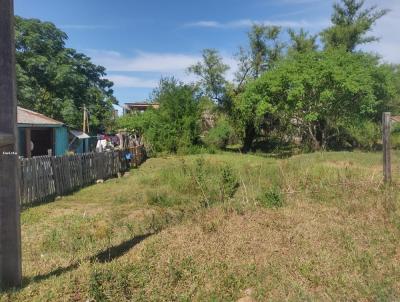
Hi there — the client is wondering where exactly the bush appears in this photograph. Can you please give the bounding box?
[258,187,283,208]
[346,121,380,150]
[391,123,400,150]
[204,117,235,149]
[116,78,201,154]
[218,165,239,202]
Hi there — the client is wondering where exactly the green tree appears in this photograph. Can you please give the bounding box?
[188,49,230,107]
[234,49,395,151]
[321,0,389,51]
[288,28,318,53]
[203,116,235,149]
[117,78,201,153]
[15,16,116,131]
[235,25,285,90]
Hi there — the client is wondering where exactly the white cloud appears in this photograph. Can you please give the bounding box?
[87,50,202,72]
[185,18,329,29]
[90,50,237,89]
[89,49,237,78]
[187,21,221,28]
[362,0,400,64]
[107,75,158,88]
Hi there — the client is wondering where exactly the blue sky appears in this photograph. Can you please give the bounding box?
[15,0,400,108]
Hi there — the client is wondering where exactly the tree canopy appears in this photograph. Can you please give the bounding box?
[118,0,398,154]
[321,0,389,51]
[234,49,396,151]
[15,16,117,132]
[188,49,230,107]
[235,25,285,90]
[117,78,201,154]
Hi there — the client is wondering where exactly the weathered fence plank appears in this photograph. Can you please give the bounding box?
[383,112,391,183]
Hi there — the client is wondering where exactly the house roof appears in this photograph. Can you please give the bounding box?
[17,106,64,126]
[123,102,159,109]
[70,129,90,139]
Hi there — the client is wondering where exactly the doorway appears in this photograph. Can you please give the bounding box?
[31,128,54,156]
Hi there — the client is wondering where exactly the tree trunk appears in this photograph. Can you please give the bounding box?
[242,124,256,153]
[307,124,320,151]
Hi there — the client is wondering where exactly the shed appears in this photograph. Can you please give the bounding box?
[69,130,91,154]
[17,106,69,157]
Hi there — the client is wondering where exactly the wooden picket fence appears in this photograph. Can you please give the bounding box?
[19,146,146,206]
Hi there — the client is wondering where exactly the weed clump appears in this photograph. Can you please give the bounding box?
[219,165,239,202]
[258,187,283,208]
[147,191,176,207]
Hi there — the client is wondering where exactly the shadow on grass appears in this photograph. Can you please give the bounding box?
[90,233,152,263]
[22,233,153,287]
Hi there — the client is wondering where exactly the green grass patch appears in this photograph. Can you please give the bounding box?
[3,151,400,301]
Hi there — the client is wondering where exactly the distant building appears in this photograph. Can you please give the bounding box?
[17,106,69,157]
[123,102,159,115]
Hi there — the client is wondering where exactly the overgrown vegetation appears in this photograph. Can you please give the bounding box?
[117,78,201,154]
[2,152,400,301]
[118,0,400,154]
[203,116,235,149]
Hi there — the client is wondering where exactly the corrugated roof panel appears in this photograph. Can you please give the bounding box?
[17,106,64,126]
[70,129,90,139]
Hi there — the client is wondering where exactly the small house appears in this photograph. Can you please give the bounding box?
[122,102,159,115]
[17,106,69,157]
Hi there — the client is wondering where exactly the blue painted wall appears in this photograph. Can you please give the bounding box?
[17,125,69,157]
[74,138,90,154]
[55,126,69,156]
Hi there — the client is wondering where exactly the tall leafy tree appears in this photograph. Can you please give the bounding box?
[234,49,395,151]
[235,25,285,89]
[288,28,318,53]
[321,0,389,52]
[117,78,201,153]
[15,16,117,131]
[188,49,230,107]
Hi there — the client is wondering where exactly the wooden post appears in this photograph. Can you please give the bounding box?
[0,0,22,289]
[383,112,392,183]
[83,104,86,133]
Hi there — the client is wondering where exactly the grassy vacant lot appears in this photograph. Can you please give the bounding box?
[1,151,400,301]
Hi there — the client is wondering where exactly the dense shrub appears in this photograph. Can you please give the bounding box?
[117,78,201,154]
[233,50,396,152]
[204,117,235,149]
[258,187,283,208]
[218,165,239,202]
[346,121,381,150]
[391,123,400,150]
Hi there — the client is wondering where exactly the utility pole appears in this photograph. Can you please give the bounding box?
[83,104,86,133]
[0,0,22,289]
[82,104,90,134]
[86,109,90,134]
